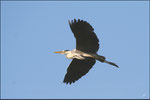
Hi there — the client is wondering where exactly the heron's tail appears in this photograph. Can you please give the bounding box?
[94,54,119,68]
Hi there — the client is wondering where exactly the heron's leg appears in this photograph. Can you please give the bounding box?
[92,54,105,62]
[104,60,119,68]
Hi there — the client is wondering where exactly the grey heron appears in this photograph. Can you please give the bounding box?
[54,19,119,84]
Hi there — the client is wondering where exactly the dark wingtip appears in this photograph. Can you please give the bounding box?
[63,78,76,85]
[74,19,76,23]
[69,19,86,24]
[78,19,80,22]
[63,81,73,85]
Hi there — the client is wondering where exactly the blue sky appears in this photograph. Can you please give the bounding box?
[1,1,149,99]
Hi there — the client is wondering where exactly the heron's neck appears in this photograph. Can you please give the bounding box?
[65,51,75,59]
[65,51,71,55]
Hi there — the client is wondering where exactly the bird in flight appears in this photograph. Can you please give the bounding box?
[54,19,119,84]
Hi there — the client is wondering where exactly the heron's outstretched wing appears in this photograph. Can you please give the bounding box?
[63,58,96,84]
[69,19,99,53]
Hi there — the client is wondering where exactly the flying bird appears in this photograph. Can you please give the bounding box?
[54,19,119,84]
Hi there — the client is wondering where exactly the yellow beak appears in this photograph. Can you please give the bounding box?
[54,51,64,54]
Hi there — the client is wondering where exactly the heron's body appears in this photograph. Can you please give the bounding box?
[65,49,93,59]
[54,19,119,84]
[64,49,106,62]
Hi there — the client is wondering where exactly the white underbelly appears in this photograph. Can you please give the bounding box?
[66,52,85,59]
[66,53,74,59]
[66,50,93,60]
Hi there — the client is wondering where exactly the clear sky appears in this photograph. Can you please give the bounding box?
[1,1,149,99]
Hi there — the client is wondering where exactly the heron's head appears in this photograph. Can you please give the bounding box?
[54,50,69,54]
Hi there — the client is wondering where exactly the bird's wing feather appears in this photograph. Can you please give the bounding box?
[63,58,96,84]
[69,19,99,53]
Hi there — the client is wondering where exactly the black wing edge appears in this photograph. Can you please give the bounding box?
[68,19,94,33]
[68,19,99,53]
[63,58,96,84]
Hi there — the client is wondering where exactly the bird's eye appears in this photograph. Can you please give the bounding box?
[65,50,69,51]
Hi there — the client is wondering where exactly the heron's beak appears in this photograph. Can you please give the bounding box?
[54,51,64,54]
